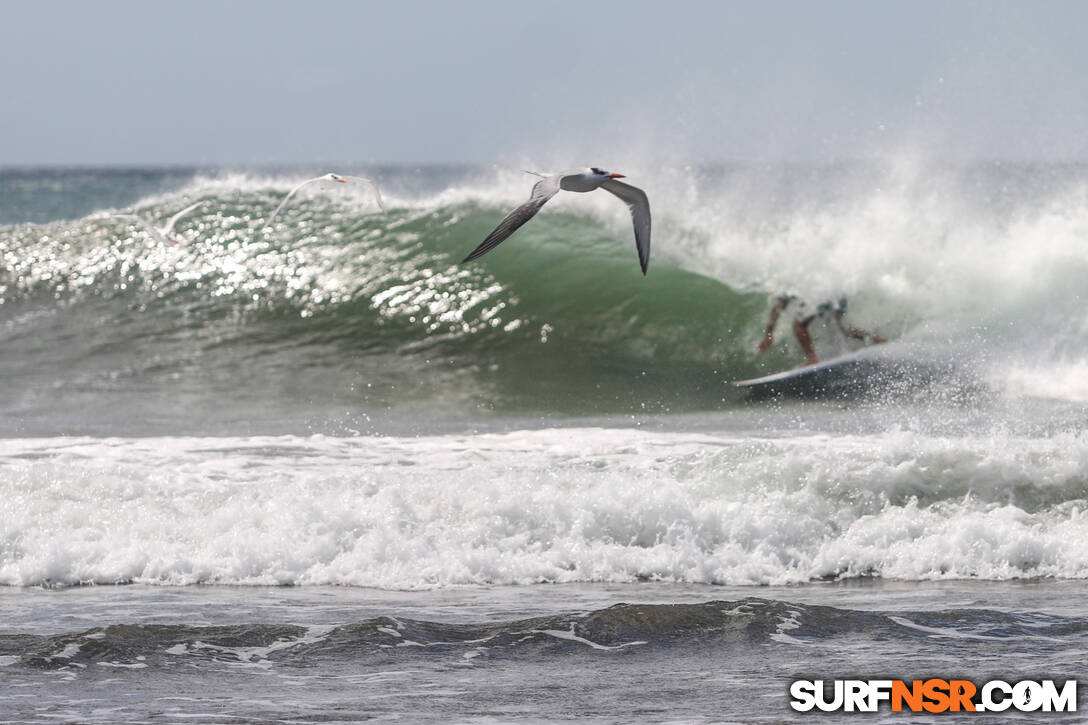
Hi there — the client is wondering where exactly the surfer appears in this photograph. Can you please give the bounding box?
[757,295,886,366]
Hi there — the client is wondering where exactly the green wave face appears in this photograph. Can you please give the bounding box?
[0,182,767,424]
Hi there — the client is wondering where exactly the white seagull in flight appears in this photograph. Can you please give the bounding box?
[112,200,205,245]
[461,167,651,274]
[263,173,385,230]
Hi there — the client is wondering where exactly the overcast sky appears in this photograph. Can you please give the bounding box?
[4,0,1087,166]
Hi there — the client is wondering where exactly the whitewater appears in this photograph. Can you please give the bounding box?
[1,163,1086,723]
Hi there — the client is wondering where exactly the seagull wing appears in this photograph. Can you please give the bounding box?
[162,200,205,236]
[263,177,323,229]
[340,175,386,211]
[461,175,561,264]
[113,214,170,246]
[601,179,652,275]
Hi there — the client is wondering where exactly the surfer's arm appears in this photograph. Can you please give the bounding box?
[757,297,786,353]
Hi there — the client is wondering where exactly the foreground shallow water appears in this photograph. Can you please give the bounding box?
[2,580,1085,723]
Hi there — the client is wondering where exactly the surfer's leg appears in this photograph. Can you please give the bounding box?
[836,314,887,344]
[846,325,886,343]
[792,318,820,366]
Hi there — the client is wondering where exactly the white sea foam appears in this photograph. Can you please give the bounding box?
[530,625,646,651]
[167,624,337,668]
[1,427,1086,589]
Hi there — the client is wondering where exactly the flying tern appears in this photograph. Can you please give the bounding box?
[112,200,205,245]
[461,167,651,274]
[263,173,385,230]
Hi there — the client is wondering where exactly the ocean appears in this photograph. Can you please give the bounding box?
[1,163,1086,722]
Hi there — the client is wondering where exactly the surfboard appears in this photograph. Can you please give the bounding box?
[732,350,889,400]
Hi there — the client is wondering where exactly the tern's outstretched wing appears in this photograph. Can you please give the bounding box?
[601,179,651,275]
[263,177,322,229]
[162,200,205,236]
[340,175,386,211]
[461,176,561,264]
[113,214,170,246]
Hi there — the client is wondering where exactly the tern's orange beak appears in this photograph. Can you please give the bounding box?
[608,173,626,179]
[336,178,348,183]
